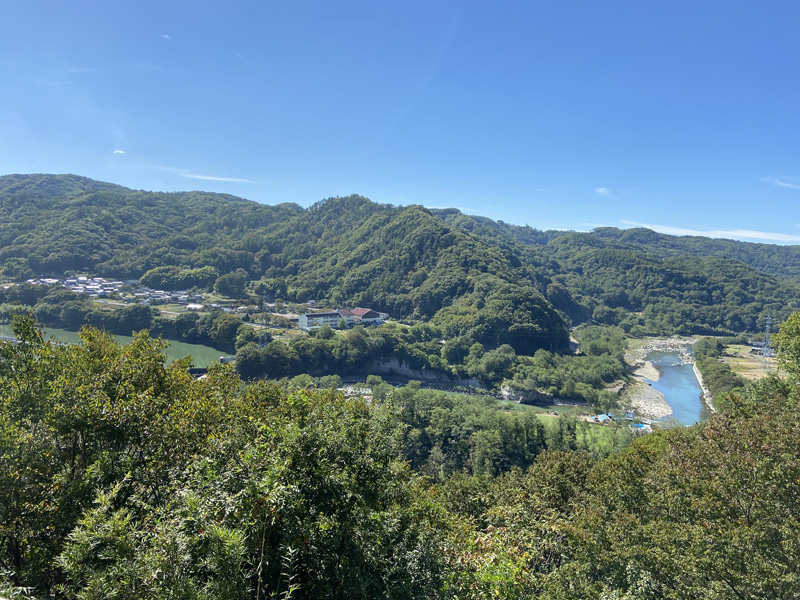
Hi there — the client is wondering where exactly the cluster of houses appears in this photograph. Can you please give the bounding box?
[21,278,392,333]
[298,307,388,331]
[25,277,203,306]
[20,276,127,297]
[131,289,204,306]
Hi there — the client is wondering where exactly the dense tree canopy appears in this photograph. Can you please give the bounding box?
[2,314,800,598]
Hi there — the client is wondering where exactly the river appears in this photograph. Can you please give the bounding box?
[0,324,226,368]
[645,350,712,426]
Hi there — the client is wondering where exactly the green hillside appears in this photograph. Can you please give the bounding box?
[438,213,800,335]
[0,174,569,354]
[2,173,799,338]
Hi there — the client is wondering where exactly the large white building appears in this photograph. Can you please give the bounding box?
[298,309,354,330]
[298,307,384,330]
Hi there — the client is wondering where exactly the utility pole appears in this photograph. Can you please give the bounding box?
[259,293,269,348]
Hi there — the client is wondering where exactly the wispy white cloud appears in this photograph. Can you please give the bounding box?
[161,33,171,39]
[154,165,255,184]
[112,150,125,154]
[534,188,546,192]
[184,173,256,183]
[621,220,800,243]
[595,187,611,196]
[760,177,800,190]
[67,67,100,74]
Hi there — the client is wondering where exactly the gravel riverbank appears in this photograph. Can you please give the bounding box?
[627,337,696,366]
[624,337,698,420]
[624,379,672,419]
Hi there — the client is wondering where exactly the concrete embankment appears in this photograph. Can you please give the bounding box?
[692,362,716,413]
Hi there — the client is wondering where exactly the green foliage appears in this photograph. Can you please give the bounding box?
[254,277,287,301]
[590,225,800,280]
[210,312,244,348]
[0,303,35,323]
[693,337,747,402]
[0,317,450,598]
[442,214,800,336]
[562,399,800,599]
[3,174,800,343]
[140,265,219,290]
[693,336,724,357]
[391,385,629,480]
[231,323,624,412]
[510,349,626,406]
[1,176,570,352]
[214,271,248,299]
[540,239,799,336]
[5,174,800,597]
[318,374,341,389]
[773,311,800,377]
[3,316,800,598]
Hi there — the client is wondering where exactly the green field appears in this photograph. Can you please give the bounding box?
[0,324,226,368]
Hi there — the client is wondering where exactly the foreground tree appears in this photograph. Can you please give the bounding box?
[773,311,800,377]
[0,318,450,598]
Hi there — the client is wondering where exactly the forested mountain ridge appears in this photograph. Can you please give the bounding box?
[1,173,799,337]
[437,209,800,280]
[0,173,304,278]
[0,174,569,353]
[537,236,800,334]
[592,225,800,279]
[437,212,800,334]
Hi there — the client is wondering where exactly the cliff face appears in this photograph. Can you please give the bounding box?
[501,386,559,405]
[368,358,484,388]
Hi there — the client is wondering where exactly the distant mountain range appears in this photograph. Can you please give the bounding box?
[1,173,798,338]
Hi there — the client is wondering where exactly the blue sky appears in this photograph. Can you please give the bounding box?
[3,1,800,243]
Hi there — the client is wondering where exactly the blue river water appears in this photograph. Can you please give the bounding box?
[644,351,712,426]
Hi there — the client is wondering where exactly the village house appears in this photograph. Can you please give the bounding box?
[349,307,382,325]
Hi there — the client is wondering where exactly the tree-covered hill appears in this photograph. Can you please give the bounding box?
[591,225,800,280]
[0,173,304,278]
[0,174,569,353]
[438,210,800,281]
[537,235,800,334]
[437,213,800,334]
[2,173,799,338]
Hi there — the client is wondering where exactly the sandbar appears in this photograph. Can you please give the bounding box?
[634,360,660,381]
[624,378,672,420]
